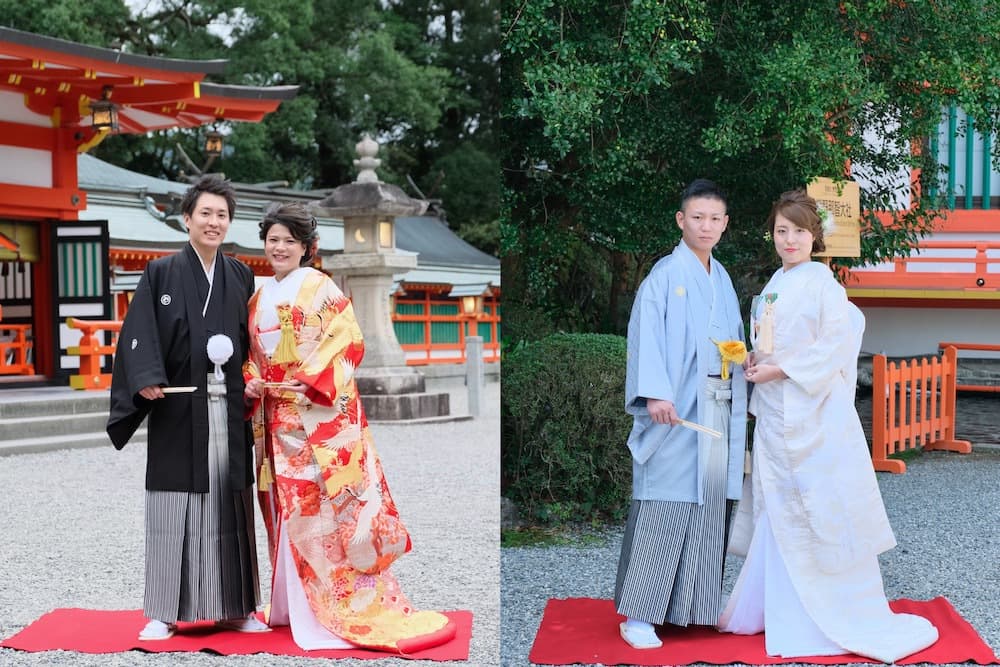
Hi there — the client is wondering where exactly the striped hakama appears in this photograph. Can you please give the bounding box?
[144,375,259,623]
[615,377,733,627]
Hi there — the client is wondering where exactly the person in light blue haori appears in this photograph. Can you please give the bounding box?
[614,179,749,650]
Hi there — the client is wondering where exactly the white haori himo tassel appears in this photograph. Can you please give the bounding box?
[207,334,234,382]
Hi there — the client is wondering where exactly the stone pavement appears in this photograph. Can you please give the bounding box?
[0,377,500,667]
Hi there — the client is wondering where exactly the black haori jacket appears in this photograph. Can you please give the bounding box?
[107,244,255,492]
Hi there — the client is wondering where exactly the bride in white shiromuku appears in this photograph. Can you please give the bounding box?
[718,190,938,663]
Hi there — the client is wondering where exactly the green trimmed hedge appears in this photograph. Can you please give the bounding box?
[501,333,633,525]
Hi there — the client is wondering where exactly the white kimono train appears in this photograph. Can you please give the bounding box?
[719,261,938,663]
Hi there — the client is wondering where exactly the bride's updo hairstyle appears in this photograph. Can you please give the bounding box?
[766,190,827,254]
[258,202,320,266]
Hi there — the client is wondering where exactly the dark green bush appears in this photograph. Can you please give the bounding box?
[501,333,633,526]
[499,301,557,348]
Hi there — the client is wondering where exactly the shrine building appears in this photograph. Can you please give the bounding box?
[0,25,295,382]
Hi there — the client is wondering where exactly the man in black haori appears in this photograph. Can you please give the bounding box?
[108,175,267,640]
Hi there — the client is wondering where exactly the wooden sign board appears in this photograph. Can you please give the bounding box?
[807,177,861,258]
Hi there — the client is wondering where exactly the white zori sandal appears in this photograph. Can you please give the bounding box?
[619,619,663,649]
[138,619,177,641]
[215,614,271,633]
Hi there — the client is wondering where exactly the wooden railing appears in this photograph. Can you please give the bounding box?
[393,299,501,365]
[871,346,972,473]
[0,321,33,375]
[848,240,1000,292]
[0,304,34,376]
[65,318,122,390]
[937,341,1000,393]
[63,304,499,389]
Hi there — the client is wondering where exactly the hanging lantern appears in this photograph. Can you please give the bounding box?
[90,86,118,132]
[204,128,223,157]
[460,295,484,317]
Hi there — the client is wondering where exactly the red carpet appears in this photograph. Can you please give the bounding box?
[530,597,999,666]
[0,608,471,661]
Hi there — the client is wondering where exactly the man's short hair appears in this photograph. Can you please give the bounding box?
[180,174,237,219]
[679,179,727,211]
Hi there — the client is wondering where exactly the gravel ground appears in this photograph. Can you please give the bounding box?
[0,379,500,667]
[501,448,1000,666]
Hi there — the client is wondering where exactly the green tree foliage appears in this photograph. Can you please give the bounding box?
[383,0,501,254]
[0,0,132,44]
[502,0,1000,337]
[1,0,498,253]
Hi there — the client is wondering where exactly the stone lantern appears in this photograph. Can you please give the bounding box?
[310,135,449,420]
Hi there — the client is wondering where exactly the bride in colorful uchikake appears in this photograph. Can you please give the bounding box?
[242,202,456,654]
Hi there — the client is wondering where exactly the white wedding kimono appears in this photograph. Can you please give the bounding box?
[719,261,938,663]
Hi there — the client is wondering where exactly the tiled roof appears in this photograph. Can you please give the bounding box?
[77,155,499,288]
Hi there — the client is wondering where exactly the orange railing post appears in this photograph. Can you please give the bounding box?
[65,318,122,390]
[870,346,972,474]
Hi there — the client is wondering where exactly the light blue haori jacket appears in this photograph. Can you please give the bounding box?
[625,240,748,503]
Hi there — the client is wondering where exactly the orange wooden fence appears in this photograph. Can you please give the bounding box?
[871,345,972,473]
[937,341,1000,393]
[65,318,122,390]
[0,304,34,376]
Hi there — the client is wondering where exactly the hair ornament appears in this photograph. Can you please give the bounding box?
[816,203,836,236]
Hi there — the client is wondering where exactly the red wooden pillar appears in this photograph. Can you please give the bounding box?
[33,222,54,376]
